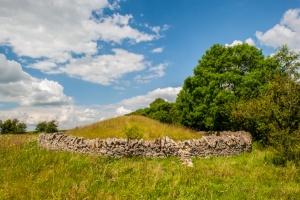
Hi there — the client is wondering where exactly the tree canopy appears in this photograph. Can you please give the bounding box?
[175,43,273,131]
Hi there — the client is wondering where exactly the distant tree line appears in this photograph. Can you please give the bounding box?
[128,44,300,166]
[0,119,58,134]
[0,119,27,134]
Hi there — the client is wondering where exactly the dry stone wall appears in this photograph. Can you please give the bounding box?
[38,131,252,159]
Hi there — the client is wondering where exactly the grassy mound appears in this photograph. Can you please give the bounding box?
[68,115,202,141]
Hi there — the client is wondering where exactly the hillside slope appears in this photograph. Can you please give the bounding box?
[68,115,201,141]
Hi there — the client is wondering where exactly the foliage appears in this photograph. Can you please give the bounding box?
[128,44,299,165]
[228,45,300,165]
[175,43,271,131]
[1,135,299,199]
[35,120,59,133]
[0,118,27,134]
[127,98,179,124]
[123,124,143,140]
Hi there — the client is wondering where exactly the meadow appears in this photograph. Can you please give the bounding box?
[0,116,299,199]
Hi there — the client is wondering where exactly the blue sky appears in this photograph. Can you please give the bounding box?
[0,0,299,130]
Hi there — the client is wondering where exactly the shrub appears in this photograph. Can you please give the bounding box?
[123,124,143,140]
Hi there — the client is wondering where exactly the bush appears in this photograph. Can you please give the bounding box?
[123,124,143,140]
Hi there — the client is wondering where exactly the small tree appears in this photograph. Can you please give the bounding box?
[46,120,59,133]
[35,121,47,133]
[123,124,143,140]
[35,120,58,133]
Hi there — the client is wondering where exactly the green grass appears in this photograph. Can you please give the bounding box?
[0,134,299,199]
[68,115,202,141]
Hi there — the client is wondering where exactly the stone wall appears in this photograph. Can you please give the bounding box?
[38,131,252,160]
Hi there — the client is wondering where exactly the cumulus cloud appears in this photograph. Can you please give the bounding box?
[0,0,168,85]
[30,48,168,85]
[256,9,300,51]
[0,54,72,106]
[0,54,31,83]
[96,14,157,43]
[116,106,132,115]
[151,47,164,53]
[245,38,255,46]
[0,0,160,63]
[0,0,106,61]
[59,49,147,85]
[225,38,255,47]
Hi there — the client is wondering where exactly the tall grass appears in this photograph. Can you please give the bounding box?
[68,115,202,141]
[0,135,299,199]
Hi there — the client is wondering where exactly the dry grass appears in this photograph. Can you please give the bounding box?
[68,115,202,141]
[0,134,37,151]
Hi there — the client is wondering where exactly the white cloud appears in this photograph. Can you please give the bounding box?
[151,26,161,34]
[162,24,171,31]
[119,87,182,110]
[116,106,132,115]
[31,49,166,86]
[0,0,168,86]
[0,0,159,63]
[225,38,255,47]
[135,62,169,83]
[256,9,300,51]
[151,47,164,53]
[0,105,103,130]
[29,60,59,74]
[97,14,157,44]
[0,0,107,61]
[225,40,243,47]
[149,63,167,77]
[0,86,182,130]
[59,49,147,85]
[0,54,72,106]
[0,54,31,83]
[245,38,255,46]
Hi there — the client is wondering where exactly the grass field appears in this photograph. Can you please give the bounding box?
[0,116,299,199]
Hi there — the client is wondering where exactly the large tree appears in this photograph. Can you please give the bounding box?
[175,43,272,131]
[229,45,300,165]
